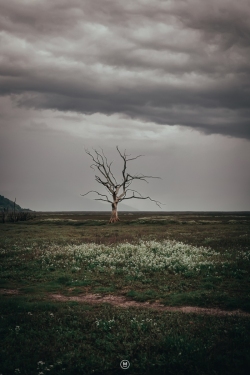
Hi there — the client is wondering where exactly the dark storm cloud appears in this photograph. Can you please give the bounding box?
[0,0,250,139]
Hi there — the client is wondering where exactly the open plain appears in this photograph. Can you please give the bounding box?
[1,211,250,374]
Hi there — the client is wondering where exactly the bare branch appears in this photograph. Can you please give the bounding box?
[121,192,164,208]
[101,148,118,186]
[126,173,161,185]
[81,190,112,204]
[125,189,144,197]
[116,146,127,190]
[117,191,126,201]
[85,147,116,190]
[90,175,113,195]
[95,148,117,188]
[116,146,144,162]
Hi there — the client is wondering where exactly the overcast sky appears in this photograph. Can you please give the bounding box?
[0,0,250,211]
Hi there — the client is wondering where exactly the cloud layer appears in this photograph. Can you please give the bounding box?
[0,0,250,139]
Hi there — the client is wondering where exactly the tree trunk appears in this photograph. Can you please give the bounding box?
[109,202,119,223]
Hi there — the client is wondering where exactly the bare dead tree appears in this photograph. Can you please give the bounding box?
[82,147,162,223]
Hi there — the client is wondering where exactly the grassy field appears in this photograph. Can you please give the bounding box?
[0,211,250,374]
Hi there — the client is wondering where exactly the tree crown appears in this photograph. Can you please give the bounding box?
[82,146,162,208]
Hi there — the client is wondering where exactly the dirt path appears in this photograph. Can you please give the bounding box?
[0,289,20,295]
[50,293,250,317]
[1,289,249,317]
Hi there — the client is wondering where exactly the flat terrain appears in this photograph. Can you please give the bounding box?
[0,211,250,374]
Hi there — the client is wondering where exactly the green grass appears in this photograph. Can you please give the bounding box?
[0,212,250,374]
[1,295,250,375]
[126,289,159,302]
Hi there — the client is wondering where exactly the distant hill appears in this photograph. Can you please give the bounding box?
[0,195,31,212]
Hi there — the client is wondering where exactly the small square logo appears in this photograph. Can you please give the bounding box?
[120,360,130,370]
